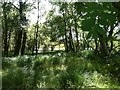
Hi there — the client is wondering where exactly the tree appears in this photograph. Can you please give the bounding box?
[2,2,18,56]
[14,1,24,56]
[35,0,40,55]
[14,1,28,56]
[75,2,118,56]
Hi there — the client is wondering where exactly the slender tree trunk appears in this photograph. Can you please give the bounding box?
[35,1,40,55]
[7,28,12,53]
[109,26,114,52]
[35,27,38,55]
[108,24,118,52]
[63,13,69,52]
[67,6,74,52]
[21,30,27,55]
[69,25,74,51]
[32,44,35,55]
[82,32,86,50]
[3,3,9,56]
[94,39,98,55]
[32,30,36,55]
[74,18,79,52]
[14,1,23,56]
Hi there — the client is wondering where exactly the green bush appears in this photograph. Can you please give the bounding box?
[16,56,33,69]
[52,57,62,66]
[2,58,14,70]
[81,50,95,59]
[59,71,84,88]
[2,68,33,90]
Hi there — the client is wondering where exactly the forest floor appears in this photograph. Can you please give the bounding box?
[2,50,120,89]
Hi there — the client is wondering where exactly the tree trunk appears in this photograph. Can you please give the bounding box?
[21,30,27,55]
[2,3,9,57]
[14,2,23,56]
[108,26,114,52]
[82,32,86,50]
[108,23,118,52]
[7,28,12,53]
[32,32,36,55]
[63,13,69,52]
[69,25,74,51]
[94,39,98,55]
[35,1,40,55]
[14,29,23,56]
[35,26,38,55]
[74,18,79,52]
[99,36,108,56]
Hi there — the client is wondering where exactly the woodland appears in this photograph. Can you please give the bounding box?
[1,1,120,89]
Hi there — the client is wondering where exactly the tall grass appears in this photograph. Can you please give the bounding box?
[2,52,120,89]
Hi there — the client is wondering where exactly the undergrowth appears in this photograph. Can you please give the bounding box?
[2,51,120,89]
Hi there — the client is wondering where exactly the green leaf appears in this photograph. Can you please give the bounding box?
[98,14,110,26]
[86,32,92,39]
[108,14,117,25]
[92,30,99,39]
[98,12,116,26]
[81,18,95,31]
[94,25,106,36]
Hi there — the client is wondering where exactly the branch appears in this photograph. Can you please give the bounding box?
[112,2,120,12]
[11,3,19,10]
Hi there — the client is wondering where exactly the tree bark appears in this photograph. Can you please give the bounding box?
[94,39,98,55]
[21,30,27,55]
[69,25,74,51]
[99,36,108,56]
[2,3,9,56]
[32,32,36,55]
[74,18,79,52]
[14,2,23,56]
[35,1,40,55]
[63,13,69,52]
[108,26,114,52]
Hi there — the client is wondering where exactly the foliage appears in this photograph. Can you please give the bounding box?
[2,52,120,89]
[2,1,120,90]
[2,68,33,90]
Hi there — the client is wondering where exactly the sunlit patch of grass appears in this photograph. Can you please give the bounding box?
[57,65,67,71]
[83,71,120,88]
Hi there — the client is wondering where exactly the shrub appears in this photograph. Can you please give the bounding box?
[52,57,62,66]
[59,71,84,88]
[2,58,14,70]
[2,68,33,90]
[16,56,33,69]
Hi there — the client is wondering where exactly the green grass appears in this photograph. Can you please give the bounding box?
[2,52,120,89]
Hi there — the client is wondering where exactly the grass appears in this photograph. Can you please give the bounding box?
[2,51,120,89]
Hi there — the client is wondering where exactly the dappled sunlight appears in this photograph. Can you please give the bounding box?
[83,71,111,88]
[1,1,120,89]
